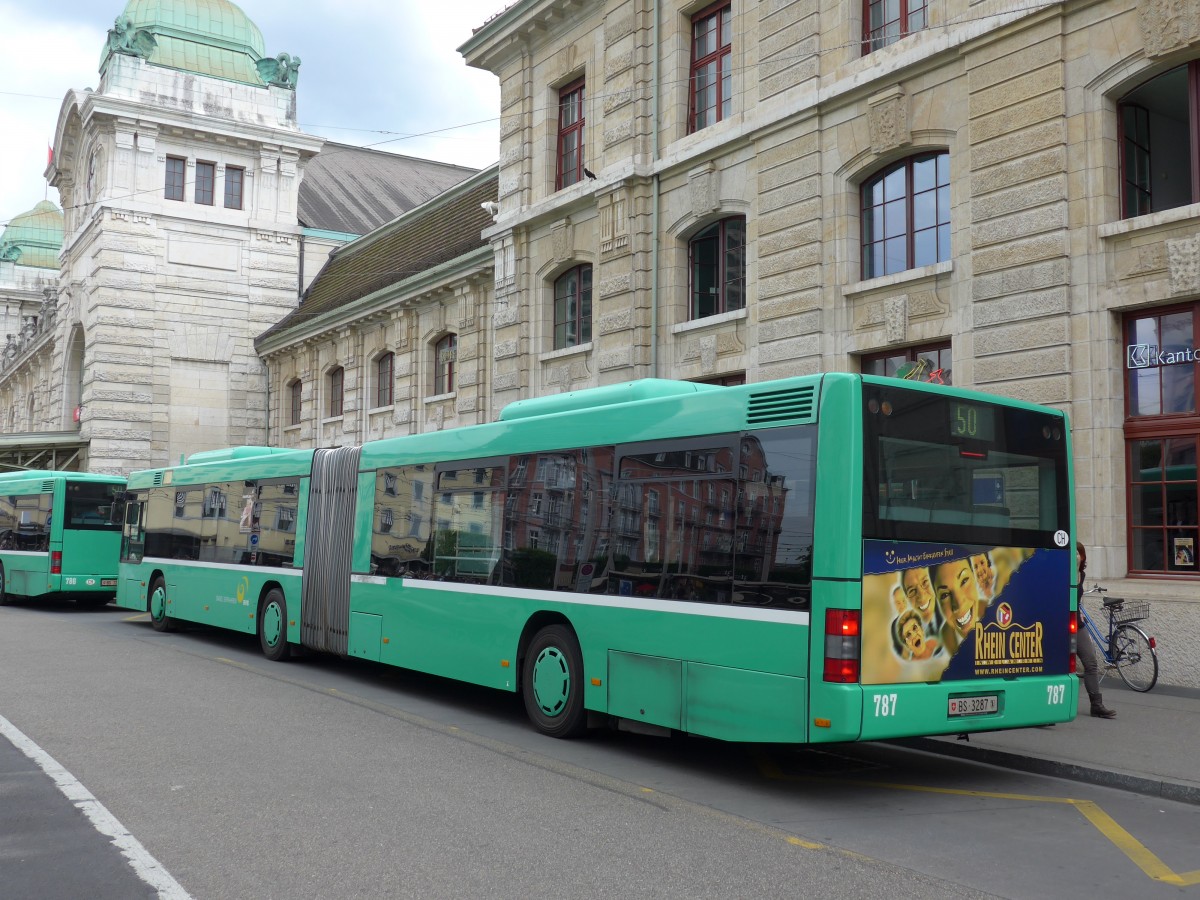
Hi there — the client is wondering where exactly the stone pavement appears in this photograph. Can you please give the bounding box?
[898,679,1200,805]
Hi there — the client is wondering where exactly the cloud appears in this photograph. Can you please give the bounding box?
[0,0,504,227]
[0,4,104,224]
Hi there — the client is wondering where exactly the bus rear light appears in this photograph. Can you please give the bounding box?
[826,608,860,637]
[823,609,861,683]
[50,551,62,575]
[823,658,860,683]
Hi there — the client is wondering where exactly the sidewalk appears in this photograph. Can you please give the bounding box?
[897,680,1200,805]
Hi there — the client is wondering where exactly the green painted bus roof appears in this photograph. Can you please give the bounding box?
[499,379,722,421]
[185,446,308,465]
[0,470,125,485]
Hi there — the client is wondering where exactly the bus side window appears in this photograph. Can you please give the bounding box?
[121,496,145,563]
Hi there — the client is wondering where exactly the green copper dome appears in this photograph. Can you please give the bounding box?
[0,201,64,269]
[99,0,288,87]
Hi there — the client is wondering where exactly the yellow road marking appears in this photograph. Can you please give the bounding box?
[756,755,1200,887]
[123,613,150,622]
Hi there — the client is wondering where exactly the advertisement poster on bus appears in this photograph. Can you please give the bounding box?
[860,540,1071,685]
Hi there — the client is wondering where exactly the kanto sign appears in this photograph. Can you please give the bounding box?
[1127,343,1199,368]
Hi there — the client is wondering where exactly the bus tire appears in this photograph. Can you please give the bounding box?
[0,563,9,606]
[148,576,174,632]
[521,625,587,738]
[258,589,290,662]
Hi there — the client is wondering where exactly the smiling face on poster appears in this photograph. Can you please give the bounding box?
[861,540,1071,685]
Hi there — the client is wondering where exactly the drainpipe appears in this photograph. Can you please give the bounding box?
[650,0,661,378]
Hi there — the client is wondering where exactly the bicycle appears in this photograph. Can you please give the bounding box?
[1078,585,1159,692]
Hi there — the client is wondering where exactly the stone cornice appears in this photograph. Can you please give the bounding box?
[459,0,591,71]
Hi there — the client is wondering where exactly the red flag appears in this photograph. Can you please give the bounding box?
[47,144,53,166]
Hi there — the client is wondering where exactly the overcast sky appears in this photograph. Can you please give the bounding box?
[0,0,507,228]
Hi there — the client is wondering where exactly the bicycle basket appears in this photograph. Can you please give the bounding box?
[1112,600,1150,624]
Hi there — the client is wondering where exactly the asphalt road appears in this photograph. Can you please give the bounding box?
[1,599,1197,899]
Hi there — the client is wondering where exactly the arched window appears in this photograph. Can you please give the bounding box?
[1119,62,1200,218]
[288,379,302,426]
[434,334,457,395]
[376,352,394,408]
[689,217,746,320]
[327,366,344,418]
[553,265,592,349]
[861,151,950,279]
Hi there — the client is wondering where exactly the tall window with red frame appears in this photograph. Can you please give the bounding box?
[689,2,732,133]
[376,352,394,408]
[327,367,344,418]
[1124,305,1200,574]
[557,80,585,189]
[289,380,302,426]
[689,217,745,320]
[861,151,950,279]
[1118,61,1200,219]
[434,334,457,395]
[863,0,927,54]
[554,265,592,349]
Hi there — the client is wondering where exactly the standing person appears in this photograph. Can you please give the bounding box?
[1076,542,1116,719]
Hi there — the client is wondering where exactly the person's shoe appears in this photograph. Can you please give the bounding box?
[1089,694,1117,719]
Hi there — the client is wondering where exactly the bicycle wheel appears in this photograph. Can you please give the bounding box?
[1113,624,1158,692]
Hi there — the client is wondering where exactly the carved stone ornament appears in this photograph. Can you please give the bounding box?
[551,219,574,263]
[1167,234,1200,296]
[1139,0,1200,58]
[884,295,908,344]
[689,164,719,219]
[868,87,911,156]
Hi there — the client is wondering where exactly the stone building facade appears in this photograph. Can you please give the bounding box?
[0,201,64,449]
[255,168,499,446]
[39,7,322,473]
[448,0,1200,686]
[0,0,476,475]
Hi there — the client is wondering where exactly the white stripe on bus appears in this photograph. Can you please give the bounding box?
[139,559,809,625]
[350,574,811,625]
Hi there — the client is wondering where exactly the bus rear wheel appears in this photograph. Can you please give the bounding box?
[258,589,290,662]
[521,625,586,738]
[0,564,9,606]
[148,576,174,632]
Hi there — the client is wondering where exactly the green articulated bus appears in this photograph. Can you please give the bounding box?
[115,374,1079,742]
[0,470,127,607]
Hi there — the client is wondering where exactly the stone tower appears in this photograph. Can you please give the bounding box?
[43,0,323,472]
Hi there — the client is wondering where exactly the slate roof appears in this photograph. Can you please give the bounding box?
[257,165,498,348]
[298,142,479,235]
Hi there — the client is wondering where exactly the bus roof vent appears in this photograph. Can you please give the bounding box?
[152,473,164,487]
[41,480,54,492]
[746,385,816,425]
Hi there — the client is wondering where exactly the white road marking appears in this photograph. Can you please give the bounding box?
[0,714,192,899]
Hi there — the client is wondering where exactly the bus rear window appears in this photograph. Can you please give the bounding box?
[65,482,125,531]
[862,383,1069,547]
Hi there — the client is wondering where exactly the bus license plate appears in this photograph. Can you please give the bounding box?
[101,579,117,587]
[948,695,998,717]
